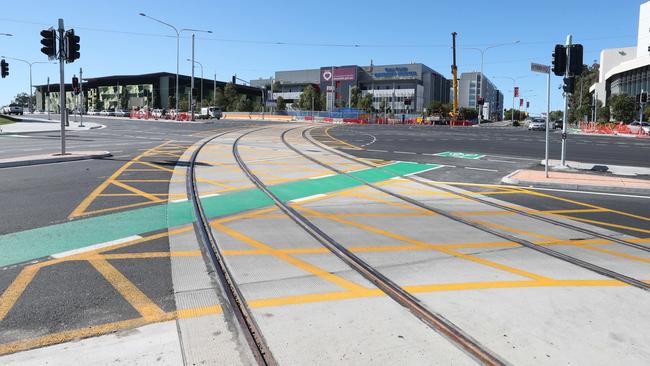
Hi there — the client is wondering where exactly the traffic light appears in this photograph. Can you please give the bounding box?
[404,98,412,106]
[552,44,567,76]
[569,44,584,76]
[1,59,8,78]
[563,77,575,94]
[64,29,80,63]
[232,75,236,84]
[514,87,519,97]
[641,91,648,104]
[40,29,57,59]
[72,76,79,95]
[476,97,484,105]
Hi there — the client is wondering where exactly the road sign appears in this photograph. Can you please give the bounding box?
[434,151,485,160]
[531,63,551,74]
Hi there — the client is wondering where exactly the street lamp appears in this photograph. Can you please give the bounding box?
[2,56,56,112]
[186,58,204,110]
[139,13,211,117]
[463,41,520,122]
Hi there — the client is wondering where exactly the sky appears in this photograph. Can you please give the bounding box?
[0,0,646,114]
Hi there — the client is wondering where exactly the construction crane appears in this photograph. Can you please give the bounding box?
[451,32,459,120]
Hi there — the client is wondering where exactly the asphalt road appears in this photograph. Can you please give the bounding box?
[326,124,650,168]
[0,117,264,234]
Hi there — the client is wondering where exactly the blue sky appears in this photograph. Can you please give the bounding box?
[0,0,645,113]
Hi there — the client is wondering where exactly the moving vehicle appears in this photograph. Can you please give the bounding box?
[199,106,222,120]
[528,118,546,131]
[99,108,115,116]
[87,108,100,116]
[553,120,563,129]
[2,104,24,115]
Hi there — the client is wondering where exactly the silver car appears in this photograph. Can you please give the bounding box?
[528,118,546,131]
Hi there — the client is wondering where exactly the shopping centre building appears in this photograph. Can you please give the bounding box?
[251,63,451,114]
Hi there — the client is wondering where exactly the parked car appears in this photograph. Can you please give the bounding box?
[553,120,563,129]
[100,108,115,116]
[114,109,129,117]
[87,108,99,116]
[152,109,166,118]
[629,121,650,133]
[199,106,223,120]
[2,104,23,115]
[528,118,546,131]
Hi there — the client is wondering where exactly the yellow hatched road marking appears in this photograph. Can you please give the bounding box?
[111,180,164,203]
[89,258,165,320]
[212,222,368,292]
[0,266,40,321]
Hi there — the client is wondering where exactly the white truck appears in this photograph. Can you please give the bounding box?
[199,107,223,120]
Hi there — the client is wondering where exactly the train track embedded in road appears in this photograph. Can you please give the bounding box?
[281,126,650,292]
[233,128,508,366]
[305,126,650,254]
[188,128,278,366]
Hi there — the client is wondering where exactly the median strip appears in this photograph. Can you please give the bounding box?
[0,161,439,267]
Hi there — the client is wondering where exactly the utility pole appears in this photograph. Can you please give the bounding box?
[213,72,216,107]
[190,33,195,121]
[58,18,66,155]
[640,89,645,122]
[451,32,459,120]
[79,67,84,127]
[560,35,572,167]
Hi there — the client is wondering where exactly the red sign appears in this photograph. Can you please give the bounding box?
[514,87,519,98]
[520,98,524,107]
[321,67,357,83]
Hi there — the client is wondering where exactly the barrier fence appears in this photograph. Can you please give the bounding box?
[579,121,649,138]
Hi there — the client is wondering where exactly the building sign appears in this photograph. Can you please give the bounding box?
[374,67,417,78]
[320,67,357,83]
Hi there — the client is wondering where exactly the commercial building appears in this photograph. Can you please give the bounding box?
[33,72,262,112]
[590,2,650,105]
[458,72,504,120]
[251,63,450,114]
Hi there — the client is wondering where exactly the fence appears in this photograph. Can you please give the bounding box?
[579,121,649,138]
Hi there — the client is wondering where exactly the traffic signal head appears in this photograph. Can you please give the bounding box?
[552,44,567,76]
[1,59,8,78]
[72,76,79,94]
[64,29,80,63]
[641,91,648,104]
[569,44,584,76]
[40,29,57,59]
[232,75,236,84]
[563,77,575,94]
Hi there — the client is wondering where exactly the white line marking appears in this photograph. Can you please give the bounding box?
[403,165,444,176]
[171,198,188,203]
[464,167,499,172]
[513,186,650,199]
[290,194,326,203]
[309,174,336,179]
[394,151,417,155]
[200,193,220,199]
[366,149,388,153]
[51,235,142,258]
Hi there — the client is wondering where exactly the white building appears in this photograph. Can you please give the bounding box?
[591,1,650,104]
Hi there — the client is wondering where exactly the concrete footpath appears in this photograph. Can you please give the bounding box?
[0,120,103,135]
[502,168,650,195]
[0,151,112,168]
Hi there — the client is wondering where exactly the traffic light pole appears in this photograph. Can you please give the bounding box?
[79,67,84,127]
[560,34,572,167]
[58,18,66,155]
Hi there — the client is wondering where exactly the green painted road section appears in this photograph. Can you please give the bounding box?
[0,161,439,267]
[434,151,486,160]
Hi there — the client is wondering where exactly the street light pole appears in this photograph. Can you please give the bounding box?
[187,58,204,114]
[464,41,520,123]
[2,56,55,112]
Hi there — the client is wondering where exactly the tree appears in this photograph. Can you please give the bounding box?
[610,94,636,123]
[504,109,527,121]
[223,83,238,111]
[427,101,452,116]
[299,85,321,110]
[232,94,252,111]
[549,110,564,121]
[568,63,599,123]
[597,106,610,123]
[276,96,286,111]
[350,86,361,109]
[459,107,478,121]
[12,93,32,107]
[379,99,388,113]
[319,93,327,111]
[358,93,373,112]
[179,96,189,112]
[168,95,176,110]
